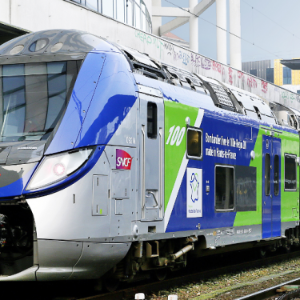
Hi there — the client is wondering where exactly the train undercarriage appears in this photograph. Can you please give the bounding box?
[0,199,298,289]
[101,226,300,291]
[0,201,34,277]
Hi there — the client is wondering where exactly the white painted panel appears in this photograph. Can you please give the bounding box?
[187,168,202,218]
[0,0,10,23]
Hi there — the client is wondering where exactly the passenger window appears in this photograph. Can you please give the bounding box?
[215,166,234,211]
[147,102,157,138]
[187,128,202,159]
[285,154,297,191]
[274,155,279,196]
[265,154,270,195]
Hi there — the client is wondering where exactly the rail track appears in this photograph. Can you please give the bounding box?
[236,278,300,300]
[76,250,300,300]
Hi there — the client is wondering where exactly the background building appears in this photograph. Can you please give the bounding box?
[0,0,153,46]
[242,60,273,83]
[161,32,189,48]
[70,0,152,33]
[241,58,300,91]
[278,58,300,94]
[274,58,300,86]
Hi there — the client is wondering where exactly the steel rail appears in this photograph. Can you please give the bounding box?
[236,277,300,300]
[77,250,300,300]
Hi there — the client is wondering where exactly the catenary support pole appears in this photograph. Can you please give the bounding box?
[229,0,241,69]
[216,0,227,64]
[189,0,199,52]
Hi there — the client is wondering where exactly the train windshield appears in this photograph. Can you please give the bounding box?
[0,61,79,142]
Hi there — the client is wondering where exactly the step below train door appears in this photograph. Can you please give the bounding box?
[138,85,164,222]
[262,134,281,238]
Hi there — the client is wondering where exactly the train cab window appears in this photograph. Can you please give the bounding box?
[187,128,202,159]
[274,155,279,195]
[215,166,234,211]
[0,61,79,142]
[147,102,157,138]
[285,154,297,191]
[265,154,270,195]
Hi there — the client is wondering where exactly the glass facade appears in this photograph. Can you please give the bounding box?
[266,67,274,83]
[250,69,257,77]
[283,67,292,84]
[71,0,152,33]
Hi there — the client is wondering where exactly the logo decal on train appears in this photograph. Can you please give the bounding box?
[190,172,200,203]
[187,168,202,218]
[116,149,132,170]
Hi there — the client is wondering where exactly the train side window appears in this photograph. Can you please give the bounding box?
[274,155,279,196]
[285,154,297,191]
[265,154,270,195]
[215,165,234,211]
[187,128,202,159]
[147,102,157,138]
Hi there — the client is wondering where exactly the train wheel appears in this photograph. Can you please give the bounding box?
[155,268,168,281]
[258,248,267,258]
[104,277,120,292]
[283,243,291,253]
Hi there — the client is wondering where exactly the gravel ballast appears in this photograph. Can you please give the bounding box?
[146,256,300,300]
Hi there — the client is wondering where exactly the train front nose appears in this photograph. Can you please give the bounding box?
[0,156,40,279]
[0,52,81,279]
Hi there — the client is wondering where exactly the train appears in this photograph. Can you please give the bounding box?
[0,29,299,289]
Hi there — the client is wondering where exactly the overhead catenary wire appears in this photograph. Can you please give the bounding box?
[163,0,285,59]
[242,0,300,59]
[241,0,300,41]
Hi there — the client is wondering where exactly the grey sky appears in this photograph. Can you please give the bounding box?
[161,0,300,64]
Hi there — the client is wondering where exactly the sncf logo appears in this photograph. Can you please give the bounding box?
[116,149,132,170]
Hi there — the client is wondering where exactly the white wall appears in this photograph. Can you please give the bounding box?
[0,0,11,24]
[1,0,300,109]
[143,0,152,19]
[282,85,300,94]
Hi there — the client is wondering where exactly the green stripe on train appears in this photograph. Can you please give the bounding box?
[164,100,198,211]
[234,126,299,227]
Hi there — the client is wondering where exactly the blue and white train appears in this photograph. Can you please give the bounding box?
[0,30,299,287]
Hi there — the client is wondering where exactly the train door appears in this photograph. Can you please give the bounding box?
[139,93,164,221]
[262,135,281,238]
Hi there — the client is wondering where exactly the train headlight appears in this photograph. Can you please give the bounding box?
[26,147,94,190]
[53,163,66,176]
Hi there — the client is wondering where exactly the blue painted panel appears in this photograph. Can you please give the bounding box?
[24,52,136,196]
[0,164,37,199]
[45,53,106,154]
[166,112,259,232]
[74,52,137,148]
[262,135,281,238]
[91,40,122,54]
[272,137,281,237]
[262,135,272,238]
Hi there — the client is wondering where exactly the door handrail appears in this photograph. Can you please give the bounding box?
[141,125,146,219]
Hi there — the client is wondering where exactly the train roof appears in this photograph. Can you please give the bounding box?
[0,29,121,64]
[0,29,298,133]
